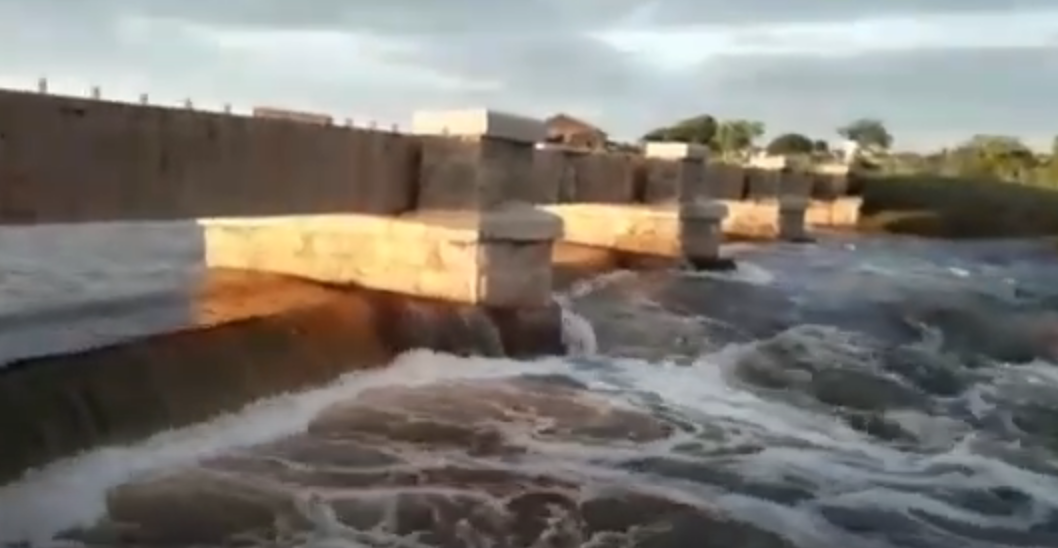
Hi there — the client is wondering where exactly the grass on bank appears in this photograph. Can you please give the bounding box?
[854,173,1058,239]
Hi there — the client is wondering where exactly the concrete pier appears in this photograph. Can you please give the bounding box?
[539,141,730,268]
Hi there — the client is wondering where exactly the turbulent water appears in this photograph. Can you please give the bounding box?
[3,234,1058,548]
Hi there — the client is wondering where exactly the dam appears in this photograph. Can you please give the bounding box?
[0,87,863,484]
[40,87,1058,548]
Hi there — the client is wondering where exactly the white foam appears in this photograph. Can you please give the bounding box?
[684,261,775,286]
[564,269,635,299]
[5,325,1058,546]
[0,351,569,545]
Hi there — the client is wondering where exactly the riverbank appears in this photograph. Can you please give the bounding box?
[857,173,1058,239]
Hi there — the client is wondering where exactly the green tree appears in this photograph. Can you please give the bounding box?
[765,132,815,156]
[838,118,893,151]
[641,114,718,145]
[948,135,1038,182]
[812,139,830,154]
[714,119,765,157]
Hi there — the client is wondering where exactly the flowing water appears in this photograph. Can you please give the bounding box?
[3,235,1058,548]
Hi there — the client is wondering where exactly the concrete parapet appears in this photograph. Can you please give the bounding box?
[412,108,545,144]
[542,200,727,265]
[642,141,708,204]
[0,89,418,223]
[414,108,545,209]
[199,206,562,308]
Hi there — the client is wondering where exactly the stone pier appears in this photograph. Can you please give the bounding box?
[540,141,730,269]
[204,108,563,309]
[805,163,862,231]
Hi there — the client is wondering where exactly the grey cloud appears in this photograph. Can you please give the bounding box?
[1,0,1055,149]
[624,0,1058,26]
[19,0,1057,35]
[1,0,628,34]
[660,47,1058,148]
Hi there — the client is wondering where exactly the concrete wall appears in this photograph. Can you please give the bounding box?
[0,87,858,226]
[0,89,417,223]
[531,145,638,204]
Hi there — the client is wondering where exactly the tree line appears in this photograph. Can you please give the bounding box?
[641,114,1058,188]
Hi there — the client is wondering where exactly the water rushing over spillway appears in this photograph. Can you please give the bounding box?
[3,235,1058,547]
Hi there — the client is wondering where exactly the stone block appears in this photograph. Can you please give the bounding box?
[644,142,708,160]
[198,207,561,308]
[541,202,726,263]
[778,197,809,241]
[412,108,545,144]
[679,201,728,263]
[721,200,780,239]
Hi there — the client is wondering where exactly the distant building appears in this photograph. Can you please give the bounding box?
[544,113,608,150]
[840,139,860,163]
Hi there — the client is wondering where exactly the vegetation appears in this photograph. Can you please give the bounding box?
[641,115,1058,238]
[640,115,764,161]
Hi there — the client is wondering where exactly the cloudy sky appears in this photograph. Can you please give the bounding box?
[1,0,1056,150]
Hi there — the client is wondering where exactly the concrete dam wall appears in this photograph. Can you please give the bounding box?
[0,86,861,485]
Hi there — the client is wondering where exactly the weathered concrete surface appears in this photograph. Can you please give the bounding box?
[411,108,546,144]
[533,147,638,204]
[806,197,863,229]
[722,198,809,241]
[542,202,726,262]
[0,90,418,223]
[201,207,562,308]
[417,136,540,209]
